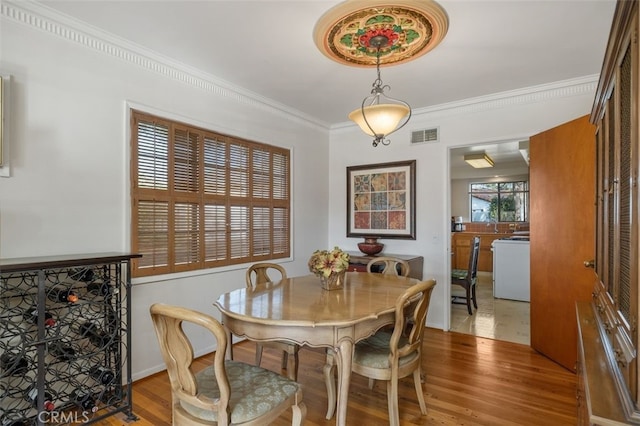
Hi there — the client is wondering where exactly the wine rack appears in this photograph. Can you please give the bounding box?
[0,253,140,426]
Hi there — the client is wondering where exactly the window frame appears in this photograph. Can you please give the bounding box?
[469,180,529,223]
[130,110,291,278]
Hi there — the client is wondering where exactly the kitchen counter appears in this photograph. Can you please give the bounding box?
[451,232,508,272]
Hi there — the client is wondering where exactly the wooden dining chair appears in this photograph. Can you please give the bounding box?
[451,236,481,315]
[149,303,306,425]
[350,279,436,426]
[366,256,411,277]
[246,263,300,381]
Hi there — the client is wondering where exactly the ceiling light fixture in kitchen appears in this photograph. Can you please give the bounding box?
[464,153,495,168]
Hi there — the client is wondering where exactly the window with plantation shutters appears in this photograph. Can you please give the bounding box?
[130,110,291,277]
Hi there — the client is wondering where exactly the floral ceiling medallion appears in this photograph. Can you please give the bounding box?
[313,0,449,67]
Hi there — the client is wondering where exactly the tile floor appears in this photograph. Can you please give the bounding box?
[450,271,530,345]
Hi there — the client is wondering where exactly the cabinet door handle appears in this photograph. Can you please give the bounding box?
[583,260,595,268]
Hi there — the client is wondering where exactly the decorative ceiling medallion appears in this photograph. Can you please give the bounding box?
[313,0,449,67]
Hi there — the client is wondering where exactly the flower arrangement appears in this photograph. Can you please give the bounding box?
[308,247,350,278]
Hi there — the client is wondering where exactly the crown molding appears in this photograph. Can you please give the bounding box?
[416,75,599,116]
[332,74,599,131]
[2,0,331,132]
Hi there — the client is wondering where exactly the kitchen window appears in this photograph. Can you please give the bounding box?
[130,110,290,278]
[469,181,528,222]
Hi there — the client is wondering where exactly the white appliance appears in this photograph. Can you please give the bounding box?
[492,239,530,302]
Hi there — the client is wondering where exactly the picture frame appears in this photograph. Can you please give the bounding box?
[346,160,416,239]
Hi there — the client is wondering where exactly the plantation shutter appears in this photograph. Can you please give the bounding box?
[132,115,172,275]
[131,110,290,277]
[272,152,290,255]
[203,134,227,266]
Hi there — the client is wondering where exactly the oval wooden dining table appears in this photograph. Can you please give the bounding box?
[214,271,418,426]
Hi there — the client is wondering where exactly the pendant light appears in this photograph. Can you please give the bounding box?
[348,35,411,147]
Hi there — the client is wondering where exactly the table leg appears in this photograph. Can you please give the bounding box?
[334,339,353,426]
[224,327,233,360]
[324,349,336,419]
[286,346,299,381]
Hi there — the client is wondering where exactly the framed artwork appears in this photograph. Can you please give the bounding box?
[346,160,416,239]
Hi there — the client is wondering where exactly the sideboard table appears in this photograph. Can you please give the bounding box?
[346,251,424,280]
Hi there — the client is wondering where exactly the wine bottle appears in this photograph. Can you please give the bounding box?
[86,281,111,296]
[68,268,95,282]
[0,351,28,376]
[47,285,79,304]
[71,389,98,413]
[89,365,115,385]
[48,341,76,361]
[24,384,55,411]
[22,307,56,327]
[1,416,30,426]
[78,321,111,348]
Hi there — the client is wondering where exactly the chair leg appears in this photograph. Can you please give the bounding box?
[471,282,478,309]
[255,343,264,366]
[413,368,427,415]
[291,401,307,426]
[466,285,473,315]
[387,379,400,426]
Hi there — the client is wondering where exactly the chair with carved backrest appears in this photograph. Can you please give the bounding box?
[246,263,300,381]
[149,303,306,425]
[366,256,411,277]
[451,236,480,315]
[350,279,436,426]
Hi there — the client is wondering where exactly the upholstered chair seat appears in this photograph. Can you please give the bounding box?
[182,360,302,423]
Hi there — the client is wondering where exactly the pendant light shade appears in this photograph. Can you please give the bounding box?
[348,104,411,138]
[348,35,412,147]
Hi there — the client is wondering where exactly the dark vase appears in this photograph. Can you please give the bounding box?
[357,236,384,255]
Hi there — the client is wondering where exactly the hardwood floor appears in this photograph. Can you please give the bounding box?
[92,328,577,425]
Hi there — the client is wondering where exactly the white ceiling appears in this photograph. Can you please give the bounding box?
[31,0,617,173]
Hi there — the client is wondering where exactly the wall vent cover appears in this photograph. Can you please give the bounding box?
[411,127,439,144]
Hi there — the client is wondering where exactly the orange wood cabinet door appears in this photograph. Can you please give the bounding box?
[530,114,596,372]
[452,234,472,270]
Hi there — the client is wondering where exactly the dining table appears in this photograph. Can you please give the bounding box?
[214,271,418,426]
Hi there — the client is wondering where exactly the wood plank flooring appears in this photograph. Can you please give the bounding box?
[91,328,577,425]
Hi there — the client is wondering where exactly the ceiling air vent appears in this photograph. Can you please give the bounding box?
[411,127,439,144]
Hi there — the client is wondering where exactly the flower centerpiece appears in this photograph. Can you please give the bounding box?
[308,247,350,290]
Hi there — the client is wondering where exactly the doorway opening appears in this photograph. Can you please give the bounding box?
[448,139,530,345]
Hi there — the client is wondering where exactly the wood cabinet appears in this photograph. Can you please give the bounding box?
[346,252,424,280]
[576,302,629,425]
[451,233,503,272]
[579,1,640,423]
[0,252,140,426]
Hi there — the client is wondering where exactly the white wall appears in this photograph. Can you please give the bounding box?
[328,78,598,331]
[0,6,330,379]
